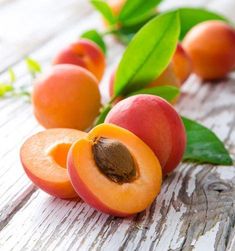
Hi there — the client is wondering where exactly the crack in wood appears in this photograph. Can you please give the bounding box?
[0,186,37,230]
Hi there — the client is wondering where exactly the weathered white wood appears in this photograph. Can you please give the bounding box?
[0,0,235,250]
[0,0,93,73]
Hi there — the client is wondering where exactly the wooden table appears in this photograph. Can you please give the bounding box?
[0,0,235,250]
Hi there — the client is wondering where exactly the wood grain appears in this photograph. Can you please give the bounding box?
[0,0,93,73]
[0,0,235,250]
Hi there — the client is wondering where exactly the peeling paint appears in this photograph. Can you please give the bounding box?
[192,222,220,251]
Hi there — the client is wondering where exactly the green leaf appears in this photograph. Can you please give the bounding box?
[128,85,179,102]
[114,11,180,96]
[117,12,159,44]
[90,0,116,25]
[8,68,16,84]
[118,0,162,25]
[0,83,14,97]
[178,8,228,40]
[95,105,112,126]
[25,57,41,77]
[81,29,106,54]
[182,117,233,165]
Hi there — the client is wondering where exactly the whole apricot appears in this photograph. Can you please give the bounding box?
[105,95,186,174]
[182,21,235,80]
[172,44,192,84]
[32,64,101,130]
[53,39,106,81]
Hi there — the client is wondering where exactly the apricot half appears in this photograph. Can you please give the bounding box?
[20,128,86,199]
[68,124,162,217]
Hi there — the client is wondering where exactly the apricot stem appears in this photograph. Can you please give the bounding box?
[92,137,136,184]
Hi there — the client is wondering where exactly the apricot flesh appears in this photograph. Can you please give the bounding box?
[183,21,235,80]
[32,64,101,130]
[53,39,106,81]
[68,124,162,217]
[105,95,186,174]
[20,128,86,199]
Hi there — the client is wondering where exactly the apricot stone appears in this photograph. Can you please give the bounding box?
[68,123,162,216]
[32,64,101,130]
[183,21,235,80]
[53,39,106,81]
[92,137,136,183]
[105,95,186,174]
[20,128,86,199]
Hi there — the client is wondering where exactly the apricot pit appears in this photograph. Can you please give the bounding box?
[92,137,136,184]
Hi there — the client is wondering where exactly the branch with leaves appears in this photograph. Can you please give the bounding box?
[84,0,229,48]
[0,57,41,100]
[89,9,232,166]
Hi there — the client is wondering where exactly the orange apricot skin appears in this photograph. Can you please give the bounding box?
[68,124,162,216]
[148,63,181,89]
[20,129,86,199]
[105,95,186,174]
[108,0,126,16]
[172,44,192,84]
[53,39,106,81]
[183,21,235,80]
[32,64,101,130]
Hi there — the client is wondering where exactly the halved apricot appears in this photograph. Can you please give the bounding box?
[20,128,86,199]
[67,124,162,217]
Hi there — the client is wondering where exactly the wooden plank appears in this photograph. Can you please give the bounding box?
[0,0,235,250]
[0,0,93,73]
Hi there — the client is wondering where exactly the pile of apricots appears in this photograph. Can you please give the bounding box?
[20,14,235,216]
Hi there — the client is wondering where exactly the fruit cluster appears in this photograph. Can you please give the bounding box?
[20,5,235,216]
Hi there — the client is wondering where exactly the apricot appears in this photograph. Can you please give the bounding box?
[148,63,181,89]
[53,39,106,81]
[182,21,235,80]
[172,44,192,84]
[105,95,186,174]
[68,123,162,217]
[32,64,101,130]
[20,128,86,199]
